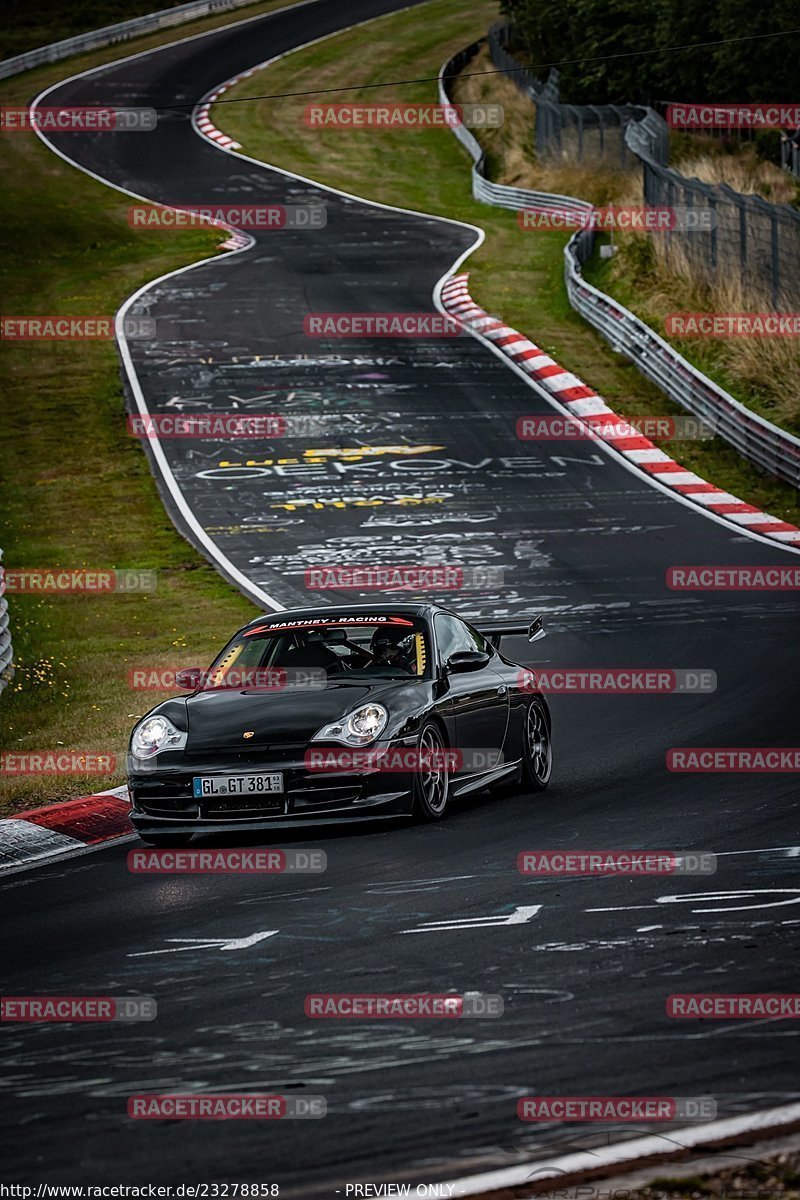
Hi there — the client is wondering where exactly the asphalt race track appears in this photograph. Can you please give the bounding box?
[2,0,799,1189]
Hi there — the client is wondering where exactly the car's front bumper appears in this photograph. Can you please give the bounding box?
[127,744,415,834]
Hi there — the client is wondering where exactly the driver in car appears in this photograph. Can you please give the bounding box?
[363,626,415,675]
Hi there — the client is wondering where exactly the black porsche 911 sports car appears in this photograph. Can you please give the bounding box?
[127,603,552,845]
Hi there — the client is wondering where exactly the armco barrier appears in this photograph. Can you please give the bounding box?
[439,41,590,222]
[440,41,800,490]
[0,549,12,696]
[0,0,262,80]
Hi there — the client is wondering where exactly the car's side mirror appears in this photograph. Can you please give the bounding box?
[175,667,204,690]
[447,650,491,673]
[528,616,546,643]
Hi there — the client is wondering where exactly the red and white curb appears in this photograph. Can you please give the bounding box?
[441,274,800,547]
[442,1101,800,1196]
[192,74,257,250]
[194,79,243,151]
[0,785,132,872]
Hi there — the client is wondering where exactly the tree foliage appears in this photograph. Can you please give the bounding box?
[499,0,799,103]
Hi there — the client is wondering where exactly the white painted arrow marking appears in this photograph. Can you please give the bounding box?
[129,930,278,957]
[401,904,542,934]
[587,889,800,915]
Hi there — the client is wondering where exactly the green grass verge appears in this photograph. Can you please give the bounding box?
[216,0,800,532]
[0,0,309,815]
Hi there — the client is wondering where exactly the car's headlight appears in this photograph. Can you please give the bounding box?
[312,703,389,747]
[130,715,187,759]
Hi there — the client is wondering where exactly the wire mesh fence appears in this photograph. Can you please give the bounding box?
[488,24,666,168]
[637,156,800,307]
[488,22,800,307]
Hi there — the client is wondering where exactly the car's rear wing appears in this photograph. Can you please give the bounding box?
[478,615,545,649]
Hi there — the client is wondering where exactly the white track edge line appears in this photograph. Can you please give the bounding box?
[0,832,139,878]
[441,1101,800,1196]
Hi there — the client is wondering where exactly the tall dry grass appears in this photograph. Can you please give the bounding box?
[675,147,797,205]
[603,233,800,428]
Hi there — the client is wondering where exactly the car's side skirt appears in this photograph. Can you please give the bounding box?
[450,759,521,797]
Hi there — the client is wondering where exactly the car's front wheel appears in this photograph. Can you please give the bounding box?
[521,698,552,791]
[137,833,194,848]
[411,722,450,821]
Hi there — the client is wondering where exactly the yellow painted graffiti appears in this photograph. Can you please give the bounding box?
[217,444,444,469]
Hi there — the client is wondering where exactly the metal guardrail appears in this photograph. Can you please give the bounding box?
[566,230,800,487]
[0,550,13,696]
[439,42,591,219]
[0,0,261,80]
[440,41,800,490]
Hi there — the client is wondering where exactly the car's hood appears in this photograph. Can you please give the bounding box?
[182,679,426,750]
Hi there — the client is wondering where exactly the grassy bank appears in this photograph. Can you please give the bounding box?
[0,0,308,814]
[216,3,800,528]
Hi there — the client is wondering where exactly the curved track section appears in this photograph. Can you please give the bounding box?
[5,0,799,1191]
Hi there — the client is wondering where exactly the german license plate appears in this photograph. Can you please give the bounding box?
[192,772,283,798]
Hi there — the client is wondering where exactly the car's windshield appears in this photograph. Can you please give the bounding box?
[204,614,431,687]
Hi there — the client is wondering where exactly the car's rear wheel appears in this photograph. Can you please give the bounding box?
[521,698,552,791]
[412,722,450,821]
[137,833,194,847]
